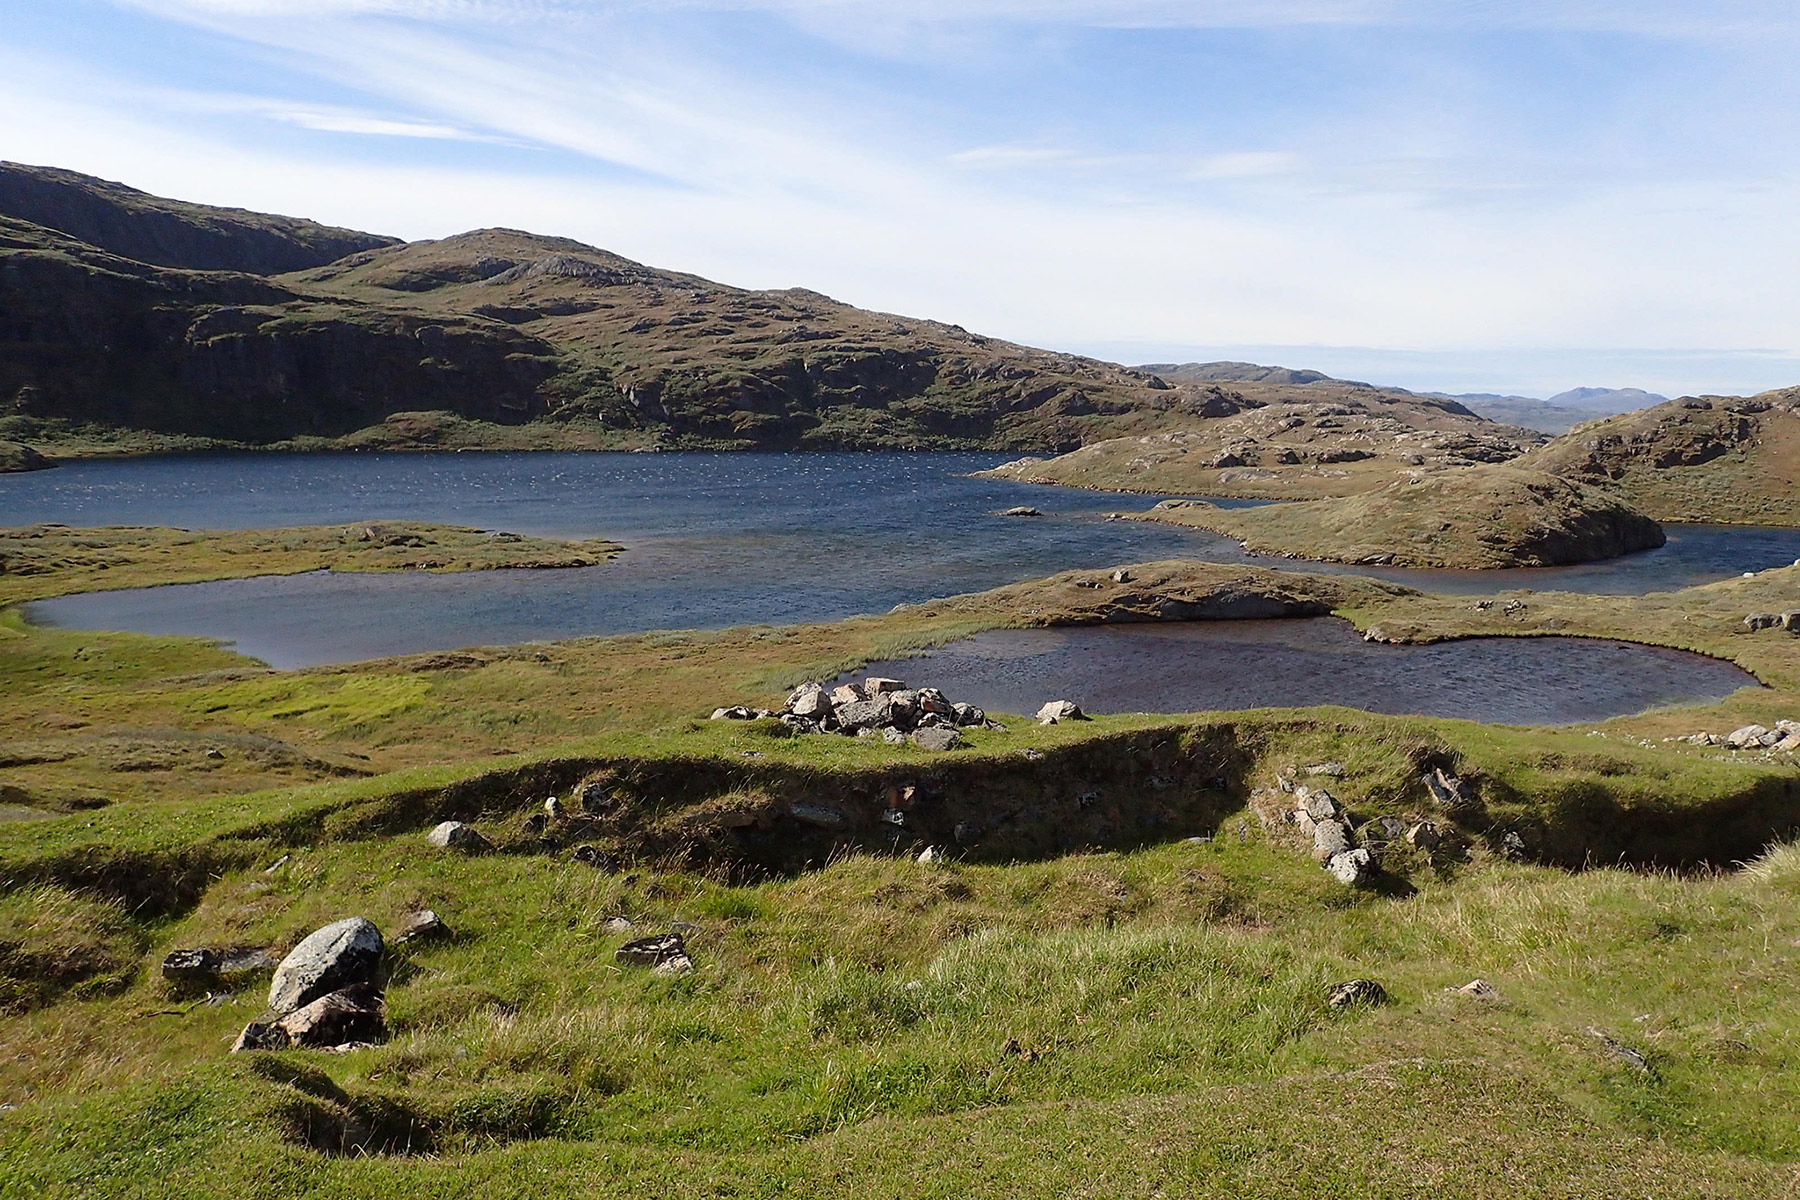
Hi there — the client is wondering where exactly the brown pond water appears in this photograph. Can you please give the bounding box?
[846,619,1759,725]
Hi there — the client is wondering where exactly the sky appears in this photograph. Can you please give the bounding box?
[5,1,1800,398]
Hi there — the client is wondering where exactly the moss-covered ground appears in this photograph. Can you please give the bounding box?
[1,530,1799,1196]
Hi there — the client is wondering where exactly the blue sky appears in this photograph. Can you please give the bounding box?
[6,1,1800,397]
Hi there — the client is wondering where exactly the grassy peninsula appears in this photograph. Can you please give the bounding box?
[1123,466,1667,569]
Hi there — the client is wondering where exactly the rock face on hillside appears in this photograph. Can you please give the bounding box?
[980,399,1542,500]
[1131,466,1666,569]
[0,162,398,274]
[1513,394,1800,527]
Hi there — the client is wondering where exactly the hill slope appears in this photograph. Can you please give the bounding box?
[0,166,1548,457]
[1515,392,1800,526]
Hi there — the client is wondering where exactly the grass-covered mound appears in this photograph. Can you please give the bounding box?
[1516,392,1800,527]
[0,440,51,473]
[1129,466,1666,568]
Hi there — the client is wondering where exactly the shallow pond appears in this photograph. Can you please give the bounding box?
[7,451,1800,667]
[848,620,1759,725]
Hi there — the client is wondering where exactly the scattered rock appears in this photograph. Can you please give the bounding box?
[1364,816,1407,843]
[790,803,846,829]
[267,917,384,1016]
[544,795,564,819]
[1783,610,1800,632]
[881,727,907,745]
[789,684,833,718]
[1035,700,1087,725]
[572,844,619,872]
[616,933,690,971]
[1326,979,1387,1009]
[577,780,613,812]
[911,726,963,752]
[392,910,449,945]
[426,821,491,852]
[830,684,863,706]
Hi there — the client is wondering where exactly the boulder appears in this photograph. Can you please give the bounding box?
[426,821,491,852]
[161,948,219,984]
[951,702,986,726]
[1783,610,1800,632]
[1743,613,1782,632]
[1297,787,1341,822]
[276,983,386,1049]
[711,705,755,720]
[392,909,449,945]
[1327,847,1374,886]
[1110,569,1132,583]
[267,917,384,1016]
[911,726,963,752]
[1326,979,1388,1008]
[789,686,833,719]
[865,677,908,695]
[1036,700,1087,724]
[882,727,907,745]
[1000,506,1041,517]
[830,684,864,706]
[916,687,953,715]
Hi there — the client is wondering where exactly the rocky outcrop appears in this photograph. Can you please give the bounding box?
[0,440,52,472]
[709,678,995,747]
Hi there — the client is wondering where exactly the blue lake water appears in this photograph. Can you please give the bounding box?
[5,451,1800,668]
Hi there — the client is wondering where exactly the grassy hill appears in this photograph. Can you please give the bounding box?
[1126,466,1667,569]
[1514,392,1800,527]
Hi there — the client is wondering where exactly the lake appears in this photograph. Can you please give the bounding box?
[7,451,1800,667]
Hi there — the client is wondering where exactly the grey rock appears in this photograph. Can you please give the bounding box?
[426,821,491,852]
[267,917,384,1016]
[1035,700,1087,724]
[230,1020,288,1053]
[882,727,907,745]
[1000,506,1041,517]
[1327,847,1374,886]
[789,687,832,719]
[864,677,907,695]
[161,948,218,984]
[911,726,963,752]
[572,844,620,872]
[711,705,755,720]
[1297,787,1341,821]
[790,803,847,829]
[601,916,634,934]
[1364,816,1407,843]
[835,699,891,732]
[830,684,864,706]
[1782,610,1800,632]
[1725,724,1769,749]
[577,780,613,812]
[1304,762,1346,777]
[652,953,693,977]
[1453,978,1498,999]
[392,909,449,945]
[1422,768,1477,812]
[1743,613,1782,632]
[917,845,944,865]
[1326,979,1387,1008]
[1312,819,1353,860]
[951,702,986,726]
[264,983,386,1050]
[1406,821,1442,850]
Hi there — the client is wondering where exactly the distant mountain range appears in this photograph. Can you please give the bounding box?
[1135,363,1667,434]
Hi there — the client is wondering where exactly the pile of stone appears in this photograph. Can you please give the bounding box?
[712,678,999,751]
[1677,719,1800,751]
[1286,784,1377,886]
[231,916,390,1053]
[1742,611,1800,633]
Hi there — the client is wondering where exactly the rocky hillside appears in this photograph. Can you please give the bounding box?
[0,165,1560,457]
[1515,392,1800,526]
[1127,466,1666,569]
[979,396,1542,500]
[0,163,398,275]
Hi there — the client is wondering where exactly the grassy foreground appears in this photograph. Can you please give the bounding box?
[2,536,1800,1195]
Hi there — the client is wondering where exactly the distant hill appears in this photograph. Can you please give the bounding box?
[1546,386,1668,411]
[0,162,398,275]
[0,165,1536,456]
[1138,361,1342,387]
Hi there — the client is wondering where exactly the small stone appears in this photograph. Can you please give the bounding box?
[426,821,491,852]
[882,727,907,745]
[544,796,564,819]
[651,954,694,977]
[950,702,986,726]
[204,747,224,760]
[880,808,906,826]
[1304,762,1346,777]
[1406,822,1442,850]
[392,909,449,945]
[1035,700,1087,725]
[1422,768,1477,812]
[231,1020,288,1053]
[1110,569,1132,583]
[1452,978,1498,999]
[1312,818,1352,860]
[601,916,635,934]
[917,846,943,865]
[711,706,754,720]
[1326,979,1387,1009]
[577,780,614,812]
[161,948,218,983]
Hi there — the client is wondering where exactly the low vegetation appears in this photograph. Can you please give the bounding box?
[1124,466,1667,568]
